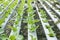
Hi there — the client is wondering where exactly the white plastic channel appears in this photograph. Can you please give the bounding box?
[56,5,60,9]
[9,0,24,39]
[28,24,37,40]
[0,0,14,15]
[9,10,23,40]
[40,0,60,30]
[35,2,57,40]
[47,0,60,9]
[0,0,15,19]
[44,1,60,17]
[28,2,37,40]
[1,0,19,30]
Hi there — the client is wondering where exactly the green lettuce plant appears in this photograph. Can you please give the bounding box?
[46,25,56,37]
[0,34,8,40]
[30,35,36,40]
[29,25,39,32]
[48,32,55,37]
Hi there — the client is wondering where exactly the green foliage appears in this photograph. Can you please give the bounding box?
[30,35,36,40]
[28,19,39,24]
[0,0,18,26]
[17,35,24,40]
[42,19,48,23]
[8,26,17,32]
[40,9,47,18]
[45,25,56,37]
[23,14,39,24]
[12,27,17,32]
[45,25,50,29]
[9,35,16,40]
[0,28,4,34]
[27,0,34,12]
[0,0,3,3]
[15,20,18,24]
[55,19,60,24]
[48,32,55,37]
[0,34,8,40]
[0,6,2,11]
[3,1,9,7]
[29,25,39,32]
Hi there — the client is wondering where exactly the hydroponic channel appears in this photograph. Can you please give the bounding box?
[0,0,60,40]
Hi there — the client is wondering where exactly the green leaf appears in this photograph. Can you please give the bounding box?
[12,27,17,32]
[8,26,17,32]
[0,34,8,40]
[42,19,48,23]
[30,35,36,40]
[33,19,40,23]
[29,25,39,32]
[0,28,4,34]
[15,21,18,24]
[45,25,50,29]
[9,35,16,40]
[48,32,55,37]
[17,35,24,40]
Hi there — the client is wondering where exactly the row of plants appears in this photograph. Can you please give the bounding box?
[0,0,18,28]
[0,6,3,12]
[3,0,12,8]
[43,0,59,22]
[0,0,15,18]
[0,0,24,40]
[0,11,17,40]
[38,0,60,29]
[42,0,60,30]
[47,0,60,5]
[0,0,15,17]
[0,1,19,40]
[2,0,14,11]
[9,0,25,40]
[47,0,60,13]
[40,9,56,37]
[39,0,60,40]
[26,0,39,40]
[36,0,57,40]
[0,0,4,4]
[0,0,12,11]
[0,0,39,40]
[44,0,60,17]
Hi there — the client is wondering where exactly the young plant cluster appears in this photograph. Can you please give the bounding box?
[0,0,18,27]
[40,9,55,37]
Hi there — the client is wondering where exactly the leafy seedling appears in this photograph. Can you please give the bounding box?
[0,34,8,40]
[48,32,55,37]
[42,19,48,23]
[0,28,4,34]
[45,25,51,29]
[29,25,39,32]
[9,35,16,40]
[55,19,60,24]
[16,35,24,40]
[8,25,17,32]
[30,35,36,40]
